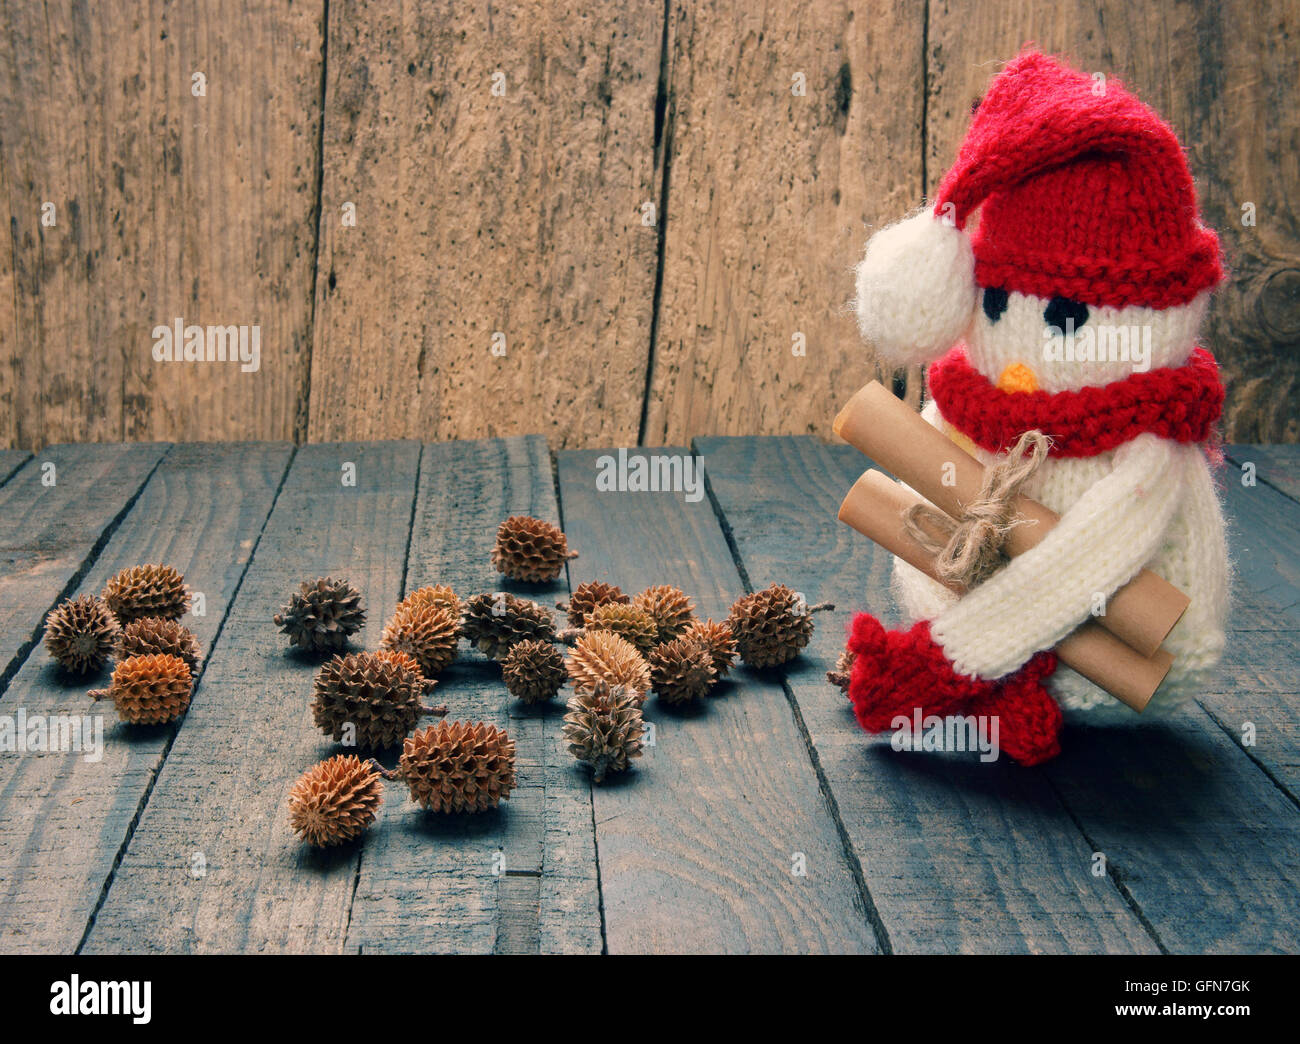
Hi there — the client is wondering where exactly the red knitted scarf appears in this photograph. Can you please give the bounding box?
[927,346,1223,458]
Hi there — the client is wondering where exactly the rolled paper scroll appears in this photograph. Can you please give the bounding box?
[838,469,1171,711]
[833,380,1189,659]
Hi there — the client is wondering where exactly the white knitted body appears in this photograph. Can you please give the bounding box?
[891,399,1230,722]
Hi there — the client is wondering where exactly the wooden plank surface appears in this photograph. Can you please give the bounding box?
[0,451,30,487]
[0,443,291,953]
[0,443,168,693]
[1197,455,1300,799]
[696,434,1158,953]
[307,1,661,449]
[644,0,927,442]
[556,446,878,953]
[346,436,602,955]
[1225,445,1300,506]
[83,442,419,954]
[925,0,1300,443]
[0,1,324,446]
[1046,711,1300,953]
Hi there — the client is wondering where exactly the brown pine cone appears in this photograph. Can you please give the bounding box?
[288,754,384,847]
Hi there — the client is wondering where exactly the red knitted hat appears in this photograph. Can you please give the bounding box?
[934,50,1223,309]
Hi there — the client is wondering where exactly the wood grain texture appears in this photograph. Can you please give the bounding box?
[306,0,661,449]
[0,1,324,447]
[0,451,32,487]
[1226,444,1300,505]
[643,0,926,444]
[0,442,167,691]
[0,442,291,954]
[346,435,601,955]
[1046,710,1300,953]
[83,441,419,954]
[556,446,878,953]
[696,434,1158,953]
[1198,453,1300,798]
[925,0,1300,442]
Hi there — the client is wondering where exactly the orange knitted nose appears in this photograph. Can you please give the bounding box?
[996,363,1039,394]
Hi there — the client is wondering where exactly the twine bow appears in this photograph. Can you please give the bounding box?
[902,429,1051,588]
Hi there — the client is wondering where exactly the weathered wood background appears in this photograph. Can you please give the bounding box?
[2,0,1297,451]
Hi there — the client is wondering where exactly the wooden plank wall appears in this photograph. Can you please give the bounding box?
[2,1,1296,450]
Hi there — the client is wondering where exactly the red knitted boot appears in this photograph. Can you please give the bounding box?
[846,615,994,734]
[968,650,1063,767]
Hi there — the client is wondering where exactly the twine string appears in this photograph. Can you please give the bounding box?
[902,429,1051,588]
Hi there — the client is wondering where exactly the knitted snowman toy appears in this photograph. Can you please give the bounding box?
[846,50,1229,766]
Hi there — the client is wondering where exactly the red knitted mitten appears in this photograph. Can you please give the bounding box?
[846,614,994,733]
[969,650,1063,767]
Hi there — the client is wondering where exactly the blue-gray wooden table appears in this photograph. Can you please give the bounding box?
[0,438,1295,954]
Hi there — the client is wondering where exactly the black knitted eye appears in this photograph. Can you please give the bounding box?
[1044,296,1089,333]
[982,287,1009,323]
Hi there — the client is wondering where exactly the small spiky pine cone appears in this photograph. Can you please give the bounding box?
[560,580,629,629]
[311,651,440,750]
[827,648,855,695]
[380,601,459,678]
[44,595,121,674]
[632,585,696,644]
[397,721,516,813]
[649,638,717,705]
[399,584,461,618]
[102,564,189,624]
[460,592,556,660]
[726,583,832,668]
[274,577,366,653]
[491,516,579,583]
[502,639,566,704]
[682,619,737,680]
[117,616,202,673]
[563,682,645,783]
[565,630,651,704]
[370,648,439,693]
[288,754,384,847]
[582,602,659,656]
[89,653,192,724]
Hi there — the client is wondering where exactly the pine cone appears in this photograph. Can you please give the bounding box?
[727,583,830,667]
[397,721,516,813]
[399,584,461,618]
[89,653,192,724]
[44,595,121,674]
[632,585,696,644]
[460,592,556,660]
[380,601,459,678]
[563,682,645,783]
[273,577,366,653]
[102,564,189,623]
[649,638,717,705]
[560,580,629,628]
[583,602,659,656]
[288,754,384,847]
[827,648,855,695]
[503,639,566,704]
[565,630,651,704]
[118,617,202,673]
[371,648,440,693]
[682,619,737,679]
[491,516,578,583]
[311,651,435,749]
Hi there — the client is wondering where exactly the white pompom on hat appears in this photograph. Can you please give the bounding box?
[853,210,977,367]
